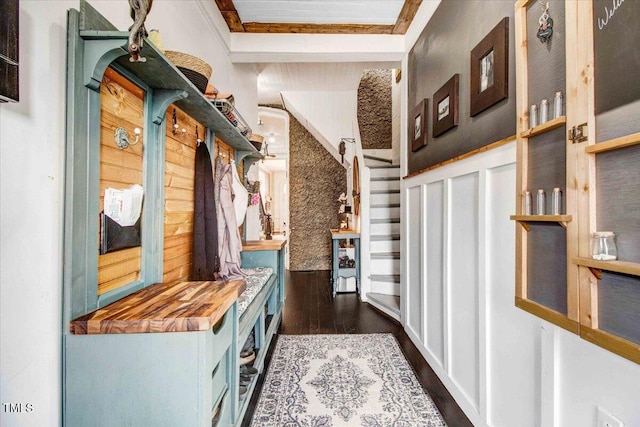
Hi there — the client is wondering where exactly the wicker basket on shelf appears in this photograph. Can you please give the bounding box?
[164,50,212,94]
[249,134,263,151]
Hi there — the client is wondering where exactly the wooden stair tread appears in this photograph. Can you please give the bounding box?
[370,234,401,241]
[371,189,401,194]
[371,252,401,260]
[371,218,401,224]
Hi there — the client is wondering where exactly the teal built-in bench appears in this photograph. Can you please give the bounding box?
[65,240,286,427]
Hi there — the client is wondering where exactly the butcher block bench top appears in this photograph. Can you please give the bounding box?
[70,280,246,335]
[242,239,287,252]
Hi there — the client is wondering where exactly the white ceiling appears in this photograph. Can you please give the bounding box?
[232,0,406,25]
[257,61,396,105]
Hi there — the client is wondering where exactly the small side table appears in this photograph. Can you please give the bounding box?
[330,230,360,298]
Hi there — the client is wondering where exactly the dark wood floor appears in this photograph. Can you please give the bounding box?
[242,270,472,427]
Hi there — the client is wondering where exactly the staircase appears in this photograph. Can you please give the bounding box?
[365,162,401,321]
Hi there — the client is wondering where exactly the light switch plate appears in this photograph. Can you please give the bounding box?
[597,407,624,427]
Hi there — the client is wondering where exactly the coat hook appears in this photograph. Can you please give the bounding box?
[114,127,141,149]
[196,126,203,146]
[172,108,186,136]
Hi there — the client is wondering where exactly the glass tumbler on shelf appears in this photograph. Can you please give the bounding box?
[551,187,562,215]
[523,190,532,215]
[591,232,617,261]
[554,91,563,118]
[529,104,538,128]
[540,99,549,124]
[536,189,546,215]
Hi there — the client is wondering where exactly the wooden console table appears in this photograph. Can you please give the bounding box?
[330,230,360,298]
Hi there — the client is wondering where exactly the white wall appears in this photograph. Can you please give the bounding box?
[0,1,257,425]
[402,141,640,426]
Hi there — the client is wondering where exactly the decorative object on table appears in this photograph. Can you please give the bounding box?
[250,334,446,426]
[410,98,428,151]
[127,0,154,62]
[536,1,553,44]
[470,17,509,117]
[337,193,351,230]
[164,50,212,94]
[432,74,459,137]
[264,213,273,240]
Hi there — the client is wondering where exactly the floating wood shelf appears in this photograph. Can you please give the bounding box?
[510,214,572,231]
[585,132,640,154]
[519,116,566,138]
[572,257,640,279]
[81,31,257,153]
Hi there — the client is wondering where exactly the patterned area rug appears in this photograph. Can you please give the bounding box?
[251,334,447,426]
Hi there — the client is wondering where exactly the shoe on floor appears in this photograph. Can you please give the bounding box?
[239,351,255,365]
[240,365,258,376]
[239,385,248,400]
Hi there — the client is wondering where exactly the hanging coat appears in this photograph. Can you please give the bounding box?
[216,161,246,280]
[191,143,219,280]
[231,160,248,225]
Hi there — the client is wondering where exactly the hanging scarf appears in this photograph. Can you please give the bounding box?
[191,143,219,280]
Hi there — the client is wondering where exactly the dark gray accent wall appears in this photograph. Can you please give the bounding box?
[358,69,392,149]
[407,0,516,174]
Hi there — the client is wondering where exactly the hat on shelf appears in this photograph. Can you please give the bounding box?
[164,50,212,94]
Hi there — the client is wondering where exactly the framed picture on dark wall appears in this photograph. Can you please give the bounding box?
[470,17,509,117]
[0,0,20,103]
[432,74,459,137]
[410,98,428,151]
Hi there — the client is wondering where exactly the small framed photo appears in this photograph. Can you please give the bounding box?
[432,74,459,138]
[470,17,509,117]
[410,99,428,152]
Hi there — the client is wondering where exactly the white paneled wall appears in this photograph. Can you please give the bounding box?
[448,172,480,410]
[425,181,445,368]
[401,141,640,426]
[406,186,423,340]
[403,141,525,426]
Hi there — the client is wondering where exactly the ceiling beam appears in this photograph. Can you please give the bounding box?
[243,23,394,35]
[393,0,423,34]
[213,0,245,32]
[213,0,422,35]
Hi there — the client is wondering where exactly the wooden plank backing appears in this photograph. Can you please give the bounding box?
[97,68,144,296]
[162,106,201,282]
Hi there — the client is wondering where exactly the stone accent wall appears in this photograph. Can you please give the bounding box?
[357,69,392,149]
[261,105,346,271]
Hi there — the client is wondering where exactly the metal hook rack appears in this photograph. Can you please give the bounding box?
[114,126,142,149]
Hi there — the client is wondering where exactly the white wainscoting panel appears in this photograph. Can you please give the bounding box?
[485,162,540,427]
[448,172,480,410]
[402,141,517,426]
[407,186,423,340]
[425,181,445,369]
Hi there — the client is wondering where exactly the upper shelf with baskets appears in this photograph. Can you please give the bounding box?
[81,30,256,153]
